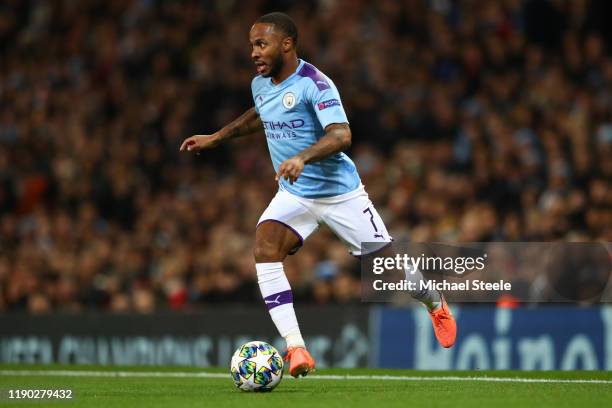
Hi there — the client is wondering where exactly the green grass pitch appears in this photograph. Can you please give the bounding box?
[1,365,611,407]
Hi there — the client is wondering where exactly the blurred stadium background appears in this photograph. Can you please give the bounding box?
[0,0,611,370]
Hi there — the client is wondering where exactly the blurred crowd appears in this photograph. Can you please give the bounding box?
[0,0,610,313]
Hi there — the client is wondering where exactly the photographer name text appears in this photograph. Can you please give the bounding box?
[373,279,511,292]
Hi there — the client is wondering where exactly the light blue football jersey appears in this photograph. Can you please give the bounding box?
[251,59,361,198]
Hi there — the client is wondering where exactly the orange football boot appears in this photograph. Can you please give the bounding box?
[284,347,315,378]
[429,293,457,348]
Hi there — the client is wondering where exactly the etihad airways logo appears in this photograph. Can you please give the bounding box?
[262,119,305,130]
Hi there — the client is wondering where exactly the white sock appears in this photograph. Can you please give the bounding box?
[404,263,441,311]
[256,262,305,348]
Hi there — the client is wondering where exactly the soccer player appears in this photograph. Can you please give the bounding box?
[180,12,456,377]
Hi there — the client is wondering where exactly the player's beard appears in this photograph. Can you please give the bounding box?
[264,53,284,78]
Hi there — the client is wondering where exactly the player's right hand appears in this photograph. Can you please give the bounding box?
[179,134,220,152]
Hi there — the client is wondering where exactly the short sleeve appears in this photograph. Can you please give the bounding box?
[306,78,349,129]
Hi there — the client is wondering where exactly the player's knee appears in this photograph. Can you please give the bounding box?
[253,241,286,262]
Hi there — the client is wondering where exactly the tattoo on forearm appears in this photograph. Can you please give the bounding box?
[226,126,241,139]
[220,108,260,140]
[298,126,351,164]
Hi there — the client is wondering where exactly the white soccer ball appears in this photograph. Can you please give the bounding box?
[230,340,284,392]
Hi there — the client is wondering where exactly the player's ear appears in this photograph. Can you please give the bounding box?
[282,37,293,52]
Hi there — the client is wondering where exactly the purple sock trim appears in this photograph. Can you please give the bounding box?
[263,290,293,310]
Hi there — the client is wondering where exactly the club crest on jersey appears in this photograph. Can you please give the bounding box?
[282,92,296,109]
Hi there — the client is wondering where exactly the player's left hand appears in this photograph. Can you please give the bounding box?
[276,156,304,184]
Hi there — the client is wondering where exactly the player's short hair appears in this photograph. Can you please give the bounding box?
[256,12,298,45]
